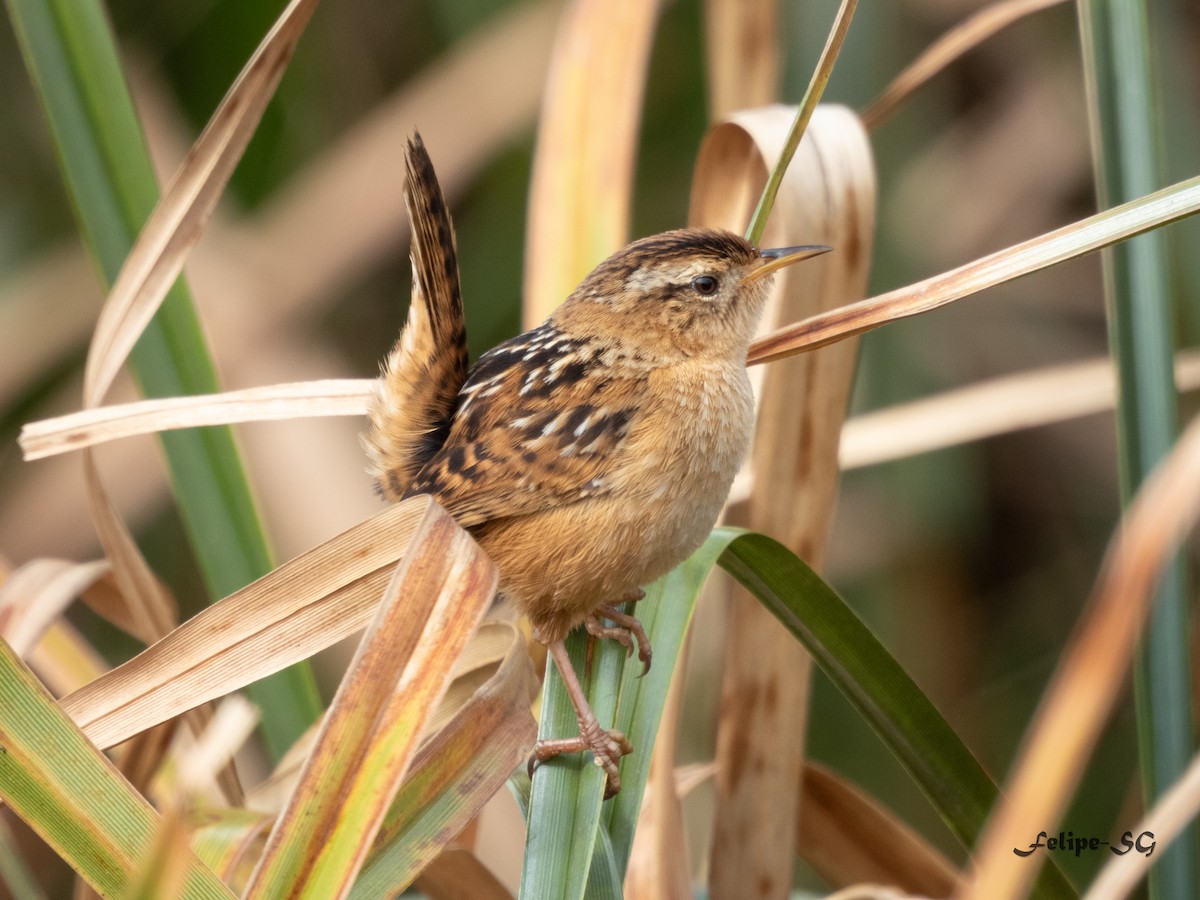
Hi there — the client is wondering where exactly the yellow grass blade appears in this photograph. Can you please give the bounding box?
[20,379,373,460]
[797,762,961,896]
[861,0,1070,130]
[748,173,1200,365]
[523,0,661,324]
[59,497,432,751]
[352,622,537,895]
[704,0,778,119]
[961,411,1200,899]
[243,501,497,898]
[28,620,110,697]
[82,0,320,406]
[691,104,875,897]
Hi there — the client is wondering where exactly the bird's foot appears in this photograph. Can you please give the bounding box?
[533,722,633,798]
[585,603,652,676]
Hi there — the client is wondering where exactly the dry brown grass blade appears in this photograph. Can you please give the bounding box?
[797,762,961,896]
[0,559,109,656]
[861,0,1070,130]
[523,0,661,324]
[82,0,320,406]
[704,0,779,119]
[77,570,172,647]
[59,496,432,751]
[691,105,875,898]
[153,696,259,804]
[82,453,177,645]
[415,849,514,900]
[1083,751,1200,899]
[244,501,497,897]
[840,348,1200,469]
[748,173,1200,366]
[21,379,373,461]
[960,411,1200,899]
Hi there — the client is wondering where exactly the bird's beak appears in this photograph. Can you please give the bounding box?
[744,244,832,283]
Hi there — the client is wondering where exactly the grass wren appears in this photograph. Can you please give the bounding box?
[364,134,828,795]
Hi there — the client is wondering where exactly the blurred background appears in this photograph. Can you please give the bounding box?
[3,0,1199,892]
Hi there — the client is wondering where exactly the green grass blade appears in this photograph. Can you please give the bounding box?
[520,528,735,895]
[603,530,731,875]
[715,529,1077,900]
[520,629,622,899]
[0,639,233,899]
[6,0,321,758]
[1076,3,1195,896]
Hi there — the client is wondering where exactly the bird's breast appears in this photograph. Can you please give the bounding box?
[616,359,755,568]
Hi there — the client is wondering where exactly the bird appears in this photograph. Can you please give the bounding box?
[363,132,828,796]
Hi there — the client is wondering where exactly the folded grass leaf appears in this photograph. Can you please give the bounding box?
[351,622,537,895]
[244,500,498,898]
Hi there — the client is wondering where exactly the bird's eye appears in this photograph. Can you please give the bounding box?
[691,275,719,296]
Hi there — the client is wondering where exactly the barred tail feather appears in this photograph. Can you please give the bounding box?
[363,132,468,499]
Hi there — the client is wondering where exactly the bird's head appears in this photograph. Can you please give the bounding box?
[551,227,829,362]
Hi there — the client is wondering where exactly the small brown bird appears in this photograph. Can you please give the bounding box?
[364,134,827,794]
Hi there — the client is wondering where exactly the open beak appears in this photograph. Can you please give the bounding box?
[744,244,832,283]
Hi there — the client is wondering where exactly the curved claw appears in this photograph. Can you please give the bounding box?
[586,604,652,676]
[532,726,633,797]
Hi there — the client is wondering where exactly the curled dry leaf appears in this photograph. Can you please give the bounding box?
[962,411,1200,899]
[748,173,1200,366]
[690,104,875,896]
[60,496,433,751]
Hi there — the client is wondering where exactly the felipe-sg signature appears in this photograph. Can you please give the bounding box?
[1013,831,1156,858]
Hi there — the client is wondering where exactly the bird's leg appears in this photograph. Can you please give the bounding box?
[533,639,633,798]
[584,598,652,676]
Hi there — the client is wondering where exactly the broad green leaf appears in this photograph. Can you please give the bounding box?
[715,528,1077,899]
